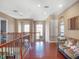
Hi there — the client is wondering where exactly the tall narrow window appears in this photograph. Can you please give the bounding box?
[1,20,7,43]
[24,24,30,32]
[18,23,21,32]
[60,21,64,36]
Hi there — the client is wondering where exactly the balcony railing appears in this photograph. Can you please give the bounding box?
[0,32,31,59]
[0,32,41,59]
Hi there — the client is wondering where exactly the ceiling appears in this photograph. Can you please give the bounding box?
[0,0,78,20]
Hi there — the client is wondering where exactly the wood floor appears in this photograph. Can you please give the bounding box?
[24,41,65,59]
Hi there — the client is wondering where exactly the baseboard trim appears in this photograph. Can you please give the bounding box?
[49,41,57,43]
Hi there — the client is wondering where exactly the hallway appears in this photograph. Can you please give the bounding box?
[24,41,64,59]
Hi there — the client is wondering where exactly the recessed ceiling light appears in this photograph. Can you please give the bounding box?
[12,10,23,16]
[44,12,47,15]
[44,5,49,8]
[38,4,41,7]
[13,10,18,12]
[19,12,23,16]
[59,4,63,8]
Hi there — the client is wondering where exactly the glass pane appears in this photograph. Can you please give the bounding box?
[36,24,43,39]
[60,25,64,32]
[24,24,30,32]
[60,22,64,36]
[18,23,21,32]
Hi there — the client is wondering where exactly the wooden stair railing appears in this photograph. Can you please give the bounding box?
[0,32,31,59]
[0,32,41,59]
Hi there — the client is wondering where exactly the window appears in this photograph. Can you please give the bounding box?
[36,24,43,39]
[24,24,30,32]
[60,21,64,36]
[18,23,21,32]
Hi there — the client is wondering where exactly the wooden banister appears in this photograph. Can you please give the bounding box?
[0,32,30,59]
[0,32,41,59]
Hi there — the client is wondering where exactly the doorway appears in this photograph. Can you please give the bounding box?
[35,24,44,41]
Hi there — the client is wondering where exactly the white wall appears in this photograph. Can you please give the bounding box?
[59,2,79,40]
[45,21,50,42]
[50,19,58,41]
[0,12,16,32]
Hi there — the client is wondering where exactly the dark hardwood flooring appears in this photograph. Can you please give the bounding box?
[24,41,65,59]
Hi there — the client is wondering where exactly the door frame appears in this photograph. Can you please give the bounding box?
[34,21,45,42]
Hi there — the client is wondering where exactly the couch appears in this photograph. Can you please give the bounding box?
[58,38,79,59]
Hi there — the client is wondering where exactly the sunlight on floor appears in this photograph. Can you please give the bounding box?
[35,41,44,58]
